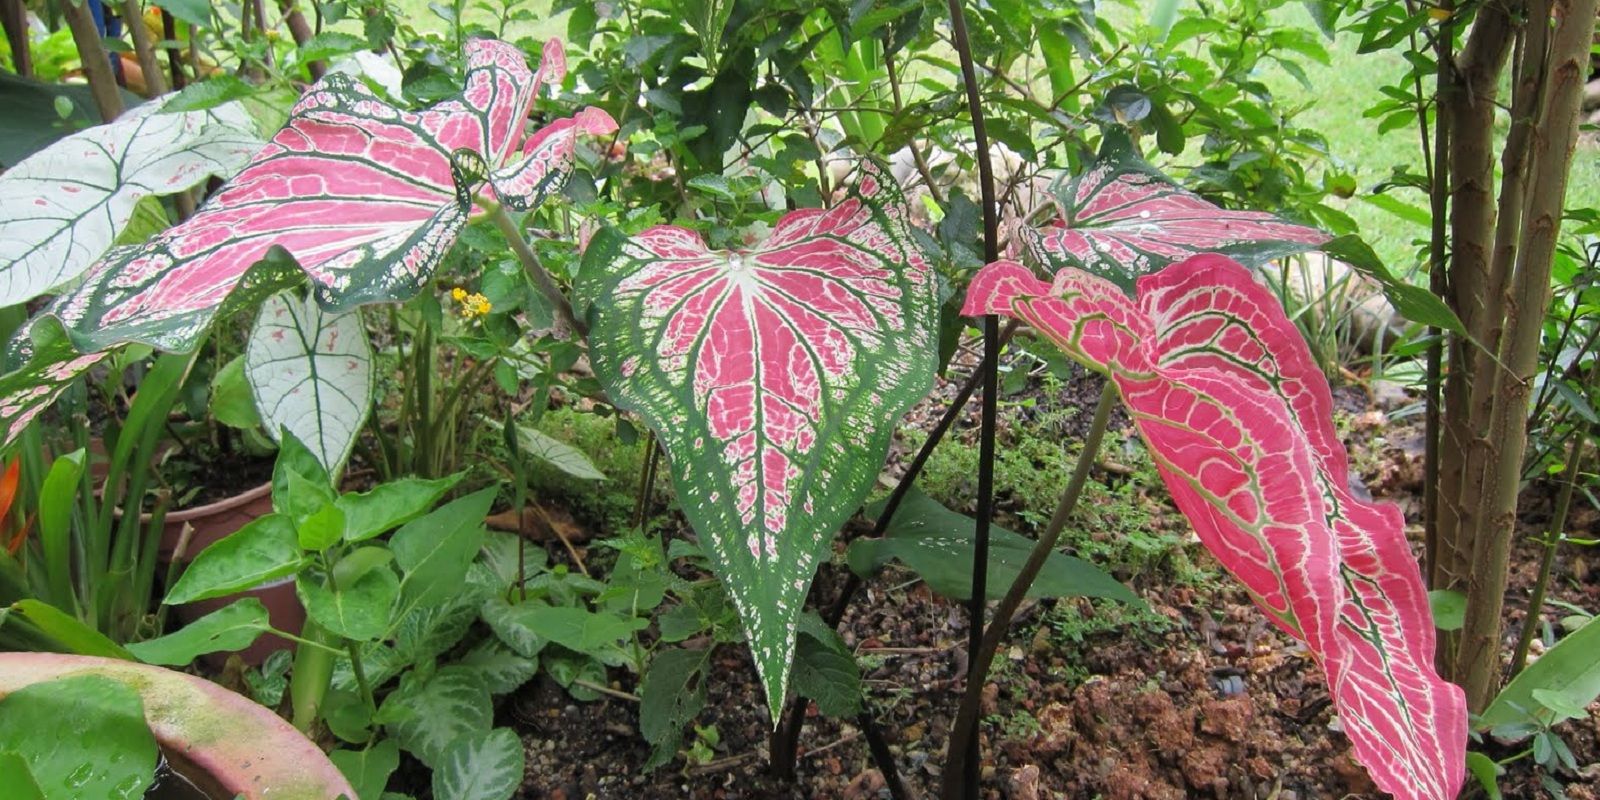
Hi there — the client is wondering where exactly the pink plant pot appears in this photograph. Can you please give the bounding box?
[0,653,356,799]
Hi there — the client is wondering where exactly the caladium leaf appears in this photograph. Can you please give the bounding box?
[0,38,613,454]
[579,161,939,717]
[245,290,374,476]
[1023,132,1329,290]
[964,256,1466,800]
[0,94,263,308]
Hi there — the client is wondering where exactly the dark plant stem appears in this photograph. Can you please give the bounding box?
[633,434,659,530]
[490,204,586,337]
[944,0,1001,797]
[62,0,124,123]
[122,0,167,95]
[1,0,31,77]
[1509,425,1589,676]
[161,10,185,89]
[860,708,912,800]
[771,321,1022,777]
[941,381,1116,799]
[1421,0,1453,587]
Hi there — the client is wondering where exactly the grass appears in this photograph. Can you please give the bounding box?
[1259,5,1600,275]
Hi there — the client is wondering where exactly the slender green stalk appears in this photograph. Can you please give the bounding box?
[941,381,1116,799]
[1509,426,1588,676]
[488,204,585,337]
[346,640,378,715]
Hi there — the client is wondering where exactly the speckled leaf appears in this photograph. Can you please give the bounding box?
[0,39,614,455]
[578,161,939,717]
[964,256,1466,800]
[1024,133,1329,290]
[245,291,373,476]
[0,94,262,308]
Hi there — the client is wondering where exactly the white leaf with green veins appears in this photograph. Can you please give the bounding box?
[0,95,262,307]
[245,291,374,476]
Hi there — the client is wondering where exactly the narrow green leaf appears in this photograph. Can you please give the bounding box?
[850,489,1140,605]
[165,514,303,604]
[127,598,270,665]
[330,739,400,800]
[336,473,464,542]
[6,601,132,659]
[1481,617,1600,730]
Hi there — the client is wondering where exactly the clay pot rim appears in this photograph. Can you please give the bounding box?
[158,481,273,523]
[0,652,355,800]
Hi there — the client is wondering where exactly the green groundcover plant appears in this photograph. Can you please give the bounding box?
[0,25,1481,800]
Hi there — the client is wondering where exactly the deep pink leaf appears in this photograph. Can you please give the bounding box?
[965,256,1466,800]
[1024,134,1329,288]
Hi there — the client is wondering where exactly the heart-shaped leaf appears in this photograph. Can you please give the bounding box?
[1024,132,1329,289]
[964,256,1466,800]
[578,161,939,716]
[245,290,374,476]
[0,94,262,308]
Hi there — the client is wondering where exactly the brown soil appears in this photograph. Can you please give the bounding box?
[496,359,1600,800]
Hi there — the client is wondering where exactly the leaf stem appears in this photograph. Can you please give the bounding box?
[1509,425,1588,676]
[941,381,1116,798]
[488,203,587,337]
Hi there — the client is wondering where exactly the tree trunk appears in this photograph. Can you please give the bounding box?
[1,0,31,77]
[1453,0,1597,710]
[61,0,124,122]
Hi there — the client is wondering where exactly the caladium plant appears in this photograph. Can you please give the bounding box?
[578,161,940,716]
[0,95,264,309]
[964,255,1467,800]
[0,37,615,470]
[1021,132,1330,289]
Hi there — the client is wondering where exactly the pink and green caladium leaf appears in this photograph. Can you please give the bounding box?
[0,94,264,308]
[964,256,1467,800]
[0,38,614,453]
[578,161,939,718]
[1023,132,1329,290]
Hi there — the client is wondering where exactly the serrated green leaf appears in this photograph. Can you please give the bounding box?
[431,728,524,800]
[378,667,492,768]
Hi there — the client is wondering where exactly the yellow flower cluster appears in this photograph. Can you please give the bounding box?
[451,287,492,319]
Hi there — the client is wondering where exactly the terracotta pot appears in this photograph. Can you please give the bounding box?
[156,482,304,667]
[0,653,356,800]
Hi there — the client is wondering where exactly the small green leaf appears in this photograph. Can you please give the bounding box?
[0,675,157,799]
[297,565,399,641]
[299,502,347,552]
[482,419,604,481]
[1530,688,1589,722]
[850,489,1140,605]
[210,355,263,429]
[1464,751,1503,800]
[456,639,539,696]
[431,728,524,800]
[1480,617,1600,730]
[152,0,211,28]
[337,473,464,542]
[793,625,862,719]
[330,739,400,800]
[638,648,710,769]
[508,604,647,666]
[391,488,493,612]
[127,598,270,665]
[1428,589,1466,631]
[165,514,303,604]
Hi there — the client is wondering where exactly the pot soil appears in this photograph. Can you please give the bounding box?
[0,653,355,800]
